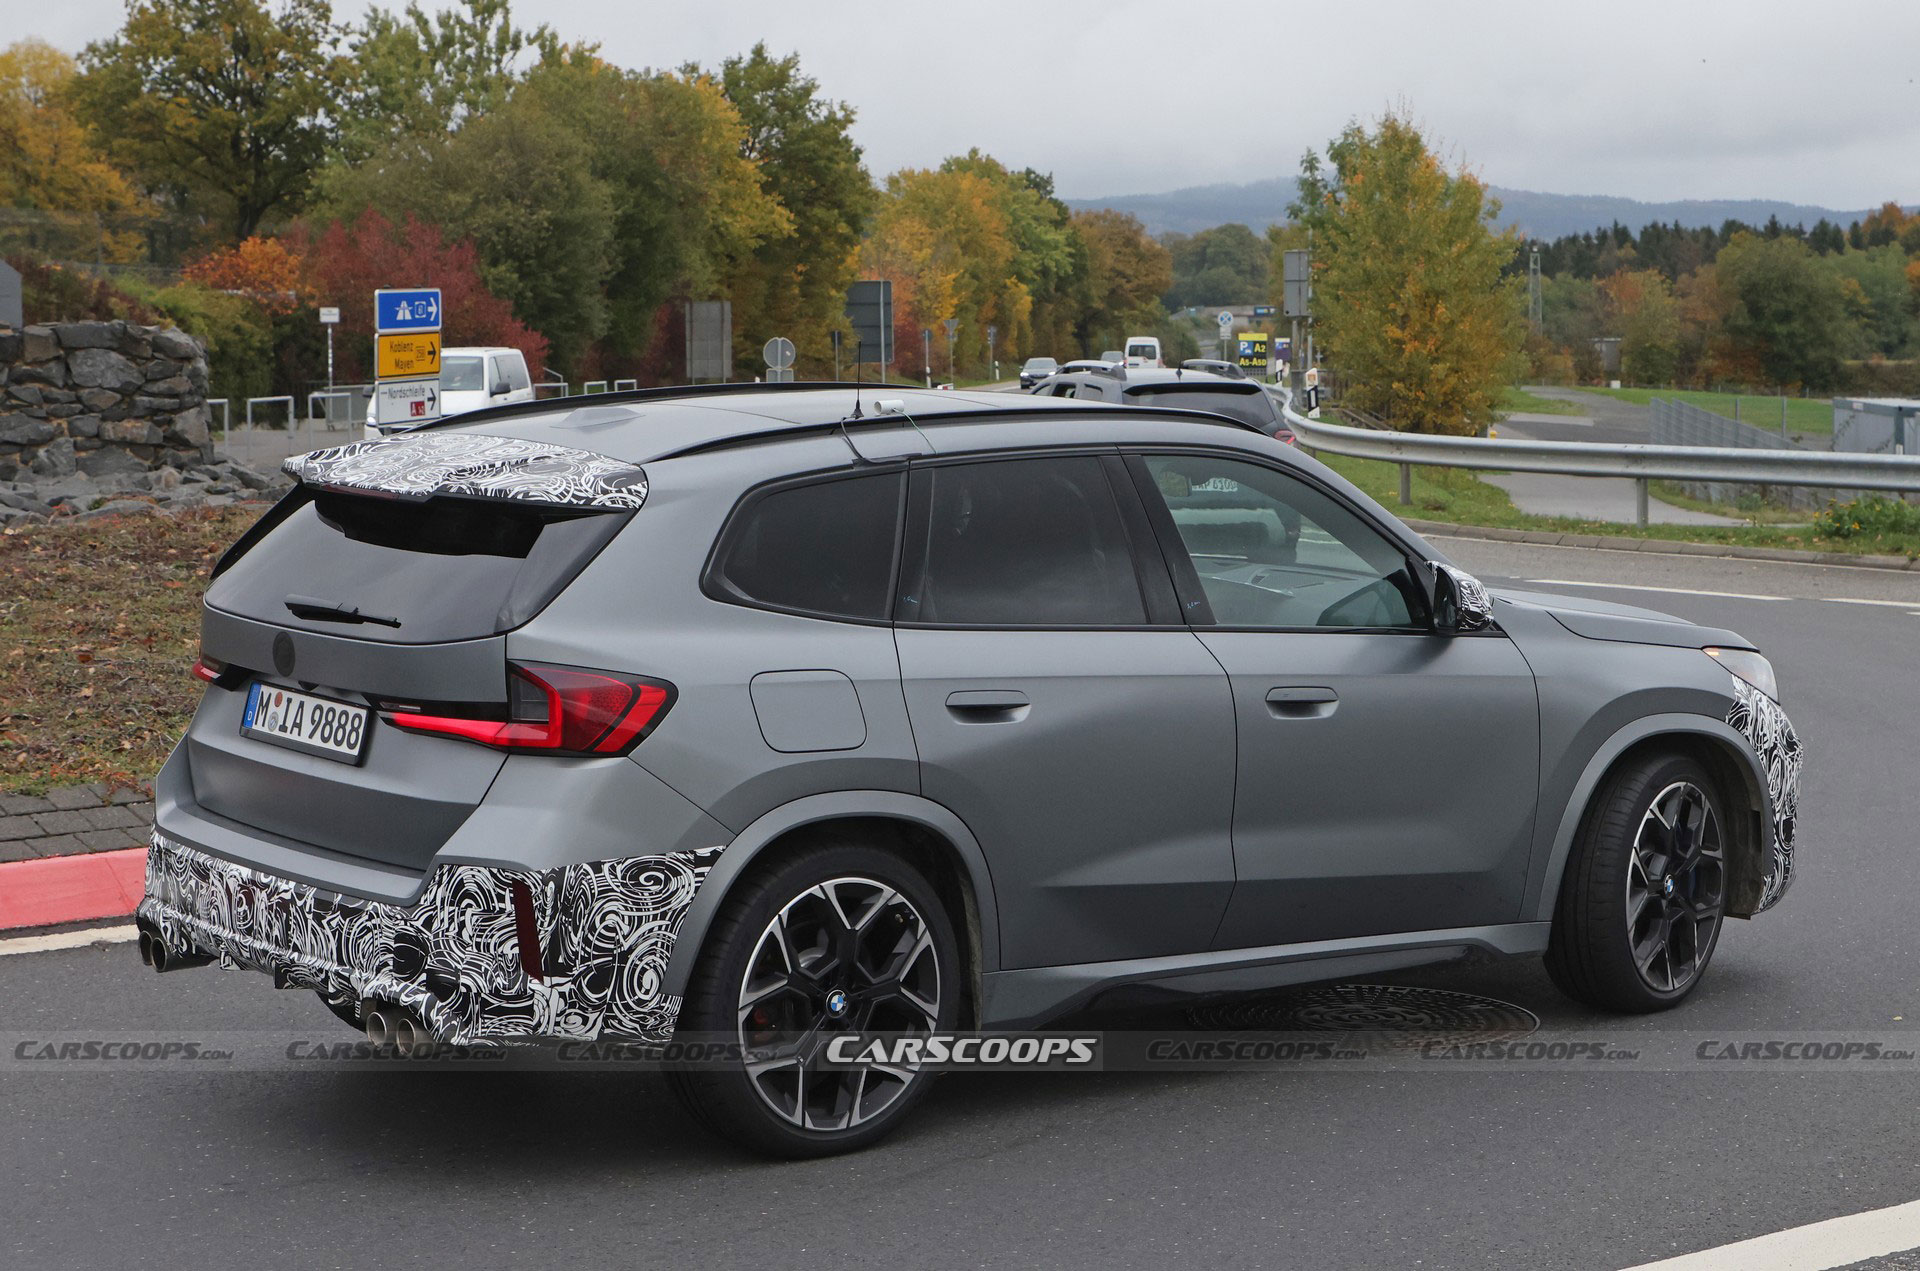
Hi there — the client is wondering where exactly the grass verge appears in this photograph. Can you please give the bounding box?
[1316,453,1920,559]
[1497,387,1583,416]
[1573,386,1832,436]
[0,506,265,794]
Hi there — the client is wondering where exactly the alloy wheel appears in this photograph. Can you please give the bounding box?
[1626,781,1725,994]
[735,876,942,1132]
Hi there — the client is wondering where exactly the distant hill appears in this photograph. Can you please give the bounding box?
[1063,177,1886,241]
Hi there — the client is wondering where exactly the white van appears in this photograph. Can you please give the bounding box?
[366,346,536,438]
[1123,336,1163,368]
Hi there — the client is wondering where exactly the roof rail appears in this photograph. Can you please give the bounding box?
[403,380,912,435]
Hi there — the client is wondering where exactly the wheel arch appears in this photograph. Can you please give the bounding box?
[1526,714,1774,924]
[662,792,1001,1024]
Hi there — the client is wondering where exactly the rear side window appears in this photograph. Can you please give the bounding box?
[1124,385,1279,430]
[710,471,905,621]
[899,456,1146,627]
[206,490,628,645]
[502,353,531,391]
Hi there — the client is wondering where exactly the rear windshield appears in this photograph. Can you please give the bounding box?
[1124,384,1279,431]
[206,489,628,644]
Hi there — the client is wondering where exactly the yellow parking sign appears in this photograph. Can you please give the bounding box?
[376,332,440,379]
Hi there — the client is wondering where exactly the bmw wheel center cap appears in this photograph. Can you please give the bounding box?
[825,989,849,1018]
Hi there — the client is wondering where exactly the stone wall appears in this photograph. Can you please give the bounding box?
[0,320,213,482]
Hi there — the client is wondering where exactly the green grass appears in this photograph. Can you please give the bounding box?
[1316,453,1920,559]
[1569,386,1833,436]
[1497,386,1583,416]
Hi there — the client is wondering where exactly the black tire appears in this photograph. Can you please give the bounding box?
[666,843,961,1157]
[1547,752,1731,1013]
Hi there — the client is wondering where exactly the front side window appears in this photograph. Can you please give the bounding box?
[711,471,904,621]
[440,357,484,392]
[1138,454,1422,630]
[901,456,1146,626]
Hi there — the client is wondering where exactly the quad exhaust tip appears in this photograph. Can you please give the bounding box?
[136,922,212,974]
[363,1002,427,1056]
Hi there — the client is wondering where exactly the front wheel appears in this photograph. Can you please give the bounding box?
[1547,753,1729,1013]
[667,844,960,1157]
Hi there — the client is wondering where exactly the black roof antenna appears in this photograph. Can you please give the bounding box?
[835,341,869,463]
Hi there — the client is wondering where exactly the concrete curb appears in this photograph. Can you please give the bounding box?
[1403,519,1920,572]
[0,847,145,932]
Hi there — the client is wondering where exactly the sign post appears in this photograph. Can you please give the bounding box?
[317,306,339,401]
[373,287,442,432]
[1217,309,1235,359]
[922,328,932,388]
[942,318,959,383]
[986,324,997,383]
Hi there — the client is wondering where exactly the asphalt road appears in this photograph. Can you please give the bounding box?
[5,537,1920,1270]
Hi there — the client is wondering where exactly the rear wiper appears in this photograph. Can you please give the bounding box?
[284,595,403,628]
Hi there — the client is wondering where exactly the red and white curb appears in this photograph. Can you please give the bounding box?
[0,846,146,934]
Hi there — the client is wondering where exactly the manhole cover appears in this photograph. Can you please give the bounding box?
[1187,983,1539,1050]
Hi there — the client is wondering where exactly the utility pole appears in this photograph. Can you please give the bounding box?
[943,318,958,384]
[922,328,932,388]
[831,329,842,380]
[1528,248,1543,333]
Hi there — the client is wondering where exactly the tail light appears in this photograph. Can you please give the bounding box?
[192,654,224,683]
[383,663,673,756]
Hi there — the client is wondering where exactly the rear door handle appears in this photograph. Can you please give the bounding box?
[1265,686,1338,719]
[945,690,1030,723]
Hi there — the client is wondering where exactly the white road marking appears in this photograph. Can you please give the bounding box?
[0,924,138,957]
[1524,579,1788,602]
[1821,595,1920,609]
[1619,1195,1920,1269]
[1425,531,1920,578]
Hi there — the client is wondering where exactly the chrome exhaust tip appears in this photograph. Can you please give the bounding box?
[137,930,155,968]
[390,1013,422,1057]
[364,1004,394,1048]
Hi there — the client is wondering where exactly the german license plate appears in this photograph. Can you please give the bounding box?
[241,682,371,764]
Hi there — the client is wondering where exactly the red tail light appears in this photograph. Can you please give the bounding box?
[192,654,225,683]
[385,663,673,756]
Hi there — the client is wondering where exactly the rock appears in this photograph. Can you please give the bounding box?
[72,437,101,451]
[102,419,164,446]
[12,361,66,388]
[228,462,275,490]
[0,331,19,362]
[203,494,235,509]
[143,376,192,397]
[78,388,120,412]
[75,447,148,479]
[36,387,75,404]
[67,348,144,393]
[6,384,43,407]
[0,489,47,513]
[149,465,183,491]
[150,327,200,360]
[168,404,211,445]
[21,326,57,362]
[0,413,54,445]
[77,499,168,521]
[29,437,77,478]
[57,322,118,350]
[36,473,96,505]
[66,415,100,439]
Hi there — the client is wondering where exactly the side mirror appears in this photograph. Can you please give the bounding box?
[1430,562,1494,635]
[490,380,511,397]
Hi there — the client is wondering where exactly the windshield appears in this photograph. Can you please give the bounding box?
[1124,385,1281,431]
[1023,358,1057,372]
[440,356,484,392]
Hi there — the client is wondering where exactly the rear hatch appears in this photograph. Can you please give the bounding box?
[189,433,642,872]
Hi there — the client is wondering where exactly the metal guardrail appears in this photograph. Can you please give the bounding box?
[245,395,295,430]
[1270,388,1920,525]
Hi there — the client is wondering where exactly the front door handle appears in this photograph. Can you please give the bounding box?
[945,690,1030,723]
[1265,686,1338,719]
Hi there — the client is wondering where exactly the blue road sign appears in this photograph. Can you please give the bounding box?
[375,288,442,334]
[1252,305,1277,317]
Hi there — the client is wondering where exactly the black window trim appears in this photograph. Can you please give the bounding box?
[700,463,911,628]
[1122,446,1443,636]
[892,446,1183,632]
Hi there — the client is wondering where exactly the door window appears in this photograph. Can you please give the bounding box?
[901,456,1146,626]
[709,471,905,621]
[1137,454,1422,630]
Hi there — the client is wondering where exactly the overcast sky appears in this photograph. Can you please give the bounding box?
[23,0,1920,209]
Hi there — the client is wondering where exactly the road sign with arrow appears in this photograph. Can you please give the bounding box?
[374,378,440,425]
[376,331,440,379]
[375,289,442,333]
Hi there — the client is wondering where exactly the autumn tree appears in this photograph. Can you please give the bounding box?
[0,40,144,261]
[338,0,561,161]
[1711,232,1863,390]
[1291,112,1523,433]
[1165,222,1269,308]
[71,0,352,242]
[1072,208,1171,355]
[182,235,308,313]
[1600,270,1682,386]
[711,44,873,376]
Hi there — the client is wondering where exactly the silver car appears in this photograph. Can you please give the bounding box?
[139,385,1803,1155]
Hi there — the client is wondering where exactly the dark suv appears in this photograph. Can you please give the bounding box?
[139,384,1801,1156]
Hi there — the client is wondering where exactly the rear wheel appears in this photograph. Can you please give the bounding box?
[1547,753,1729,1013]
[667,844,959,1157]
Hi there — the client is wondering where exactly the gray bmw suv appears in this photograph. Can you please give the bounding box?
[138,384,1802,1155]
